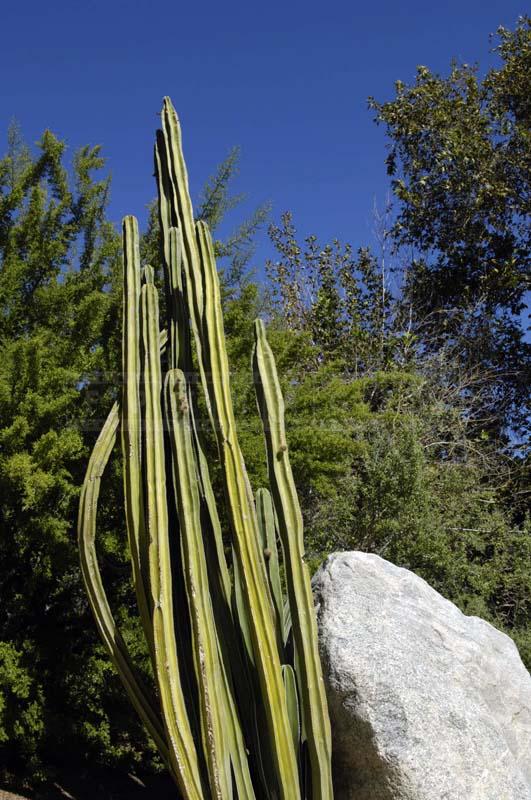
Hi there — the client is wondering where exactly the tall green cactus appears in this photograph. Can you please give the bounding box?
[78,97,333,799]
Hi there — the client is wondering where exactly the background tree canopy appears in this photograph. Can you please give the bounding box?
[369,17,530,442]
[0,17,529,796]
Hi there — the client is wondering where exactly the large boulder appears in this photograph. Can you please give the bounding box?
[313,552,531,800]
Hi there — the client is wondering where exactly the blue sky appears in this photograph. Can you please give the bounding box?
[0,0,526,274]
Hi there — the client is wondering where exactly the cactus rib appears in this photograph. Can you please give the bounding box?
[194,219,300,800]
[164,368,230,800]
[141,276,205,800]
[122,216,153,649]
[253,318,334,800]
[77,401,169,764]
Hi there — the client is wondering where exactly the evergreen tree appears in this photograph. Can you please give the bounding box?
[0,125,147,780]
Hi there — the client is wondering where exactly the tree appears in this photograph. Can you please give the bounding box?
[266,211,402,373]
[0,125,151,781]
[196,146,271,290]
[369,16,531,441]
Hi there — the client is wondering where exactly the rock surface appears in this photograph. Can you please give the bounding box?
[313,551,531,800]
[0,792,31,800]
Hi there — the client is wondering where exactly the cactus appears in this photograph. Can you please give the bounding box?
[78,97,333,799]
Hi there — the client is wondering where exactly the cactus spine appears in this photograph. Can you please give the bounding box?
[78,98,333,799]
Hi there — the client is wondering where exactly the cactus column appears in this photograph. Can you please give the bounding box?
[78,97,334,800]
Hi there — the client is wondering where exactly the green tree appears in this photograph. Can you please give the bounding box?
[369,16,531,440]
[196,146,271,289]
[266,211,401,373]
[0,124,149,780]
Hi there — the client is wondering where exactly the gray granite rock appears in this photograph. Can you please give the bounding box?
[313,551,531,800]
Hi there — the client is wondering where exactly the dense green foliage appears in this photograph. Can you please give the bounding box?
[0,127,155,780]
[0,18,529,793]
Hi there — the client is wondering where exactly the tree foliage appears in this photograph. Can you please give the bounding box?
[0,126,143,780]
[266,211,402,372]
[369,16,531,440]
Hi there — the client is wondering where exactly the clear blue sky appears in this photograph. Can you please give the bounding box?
[0,0,526,272]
